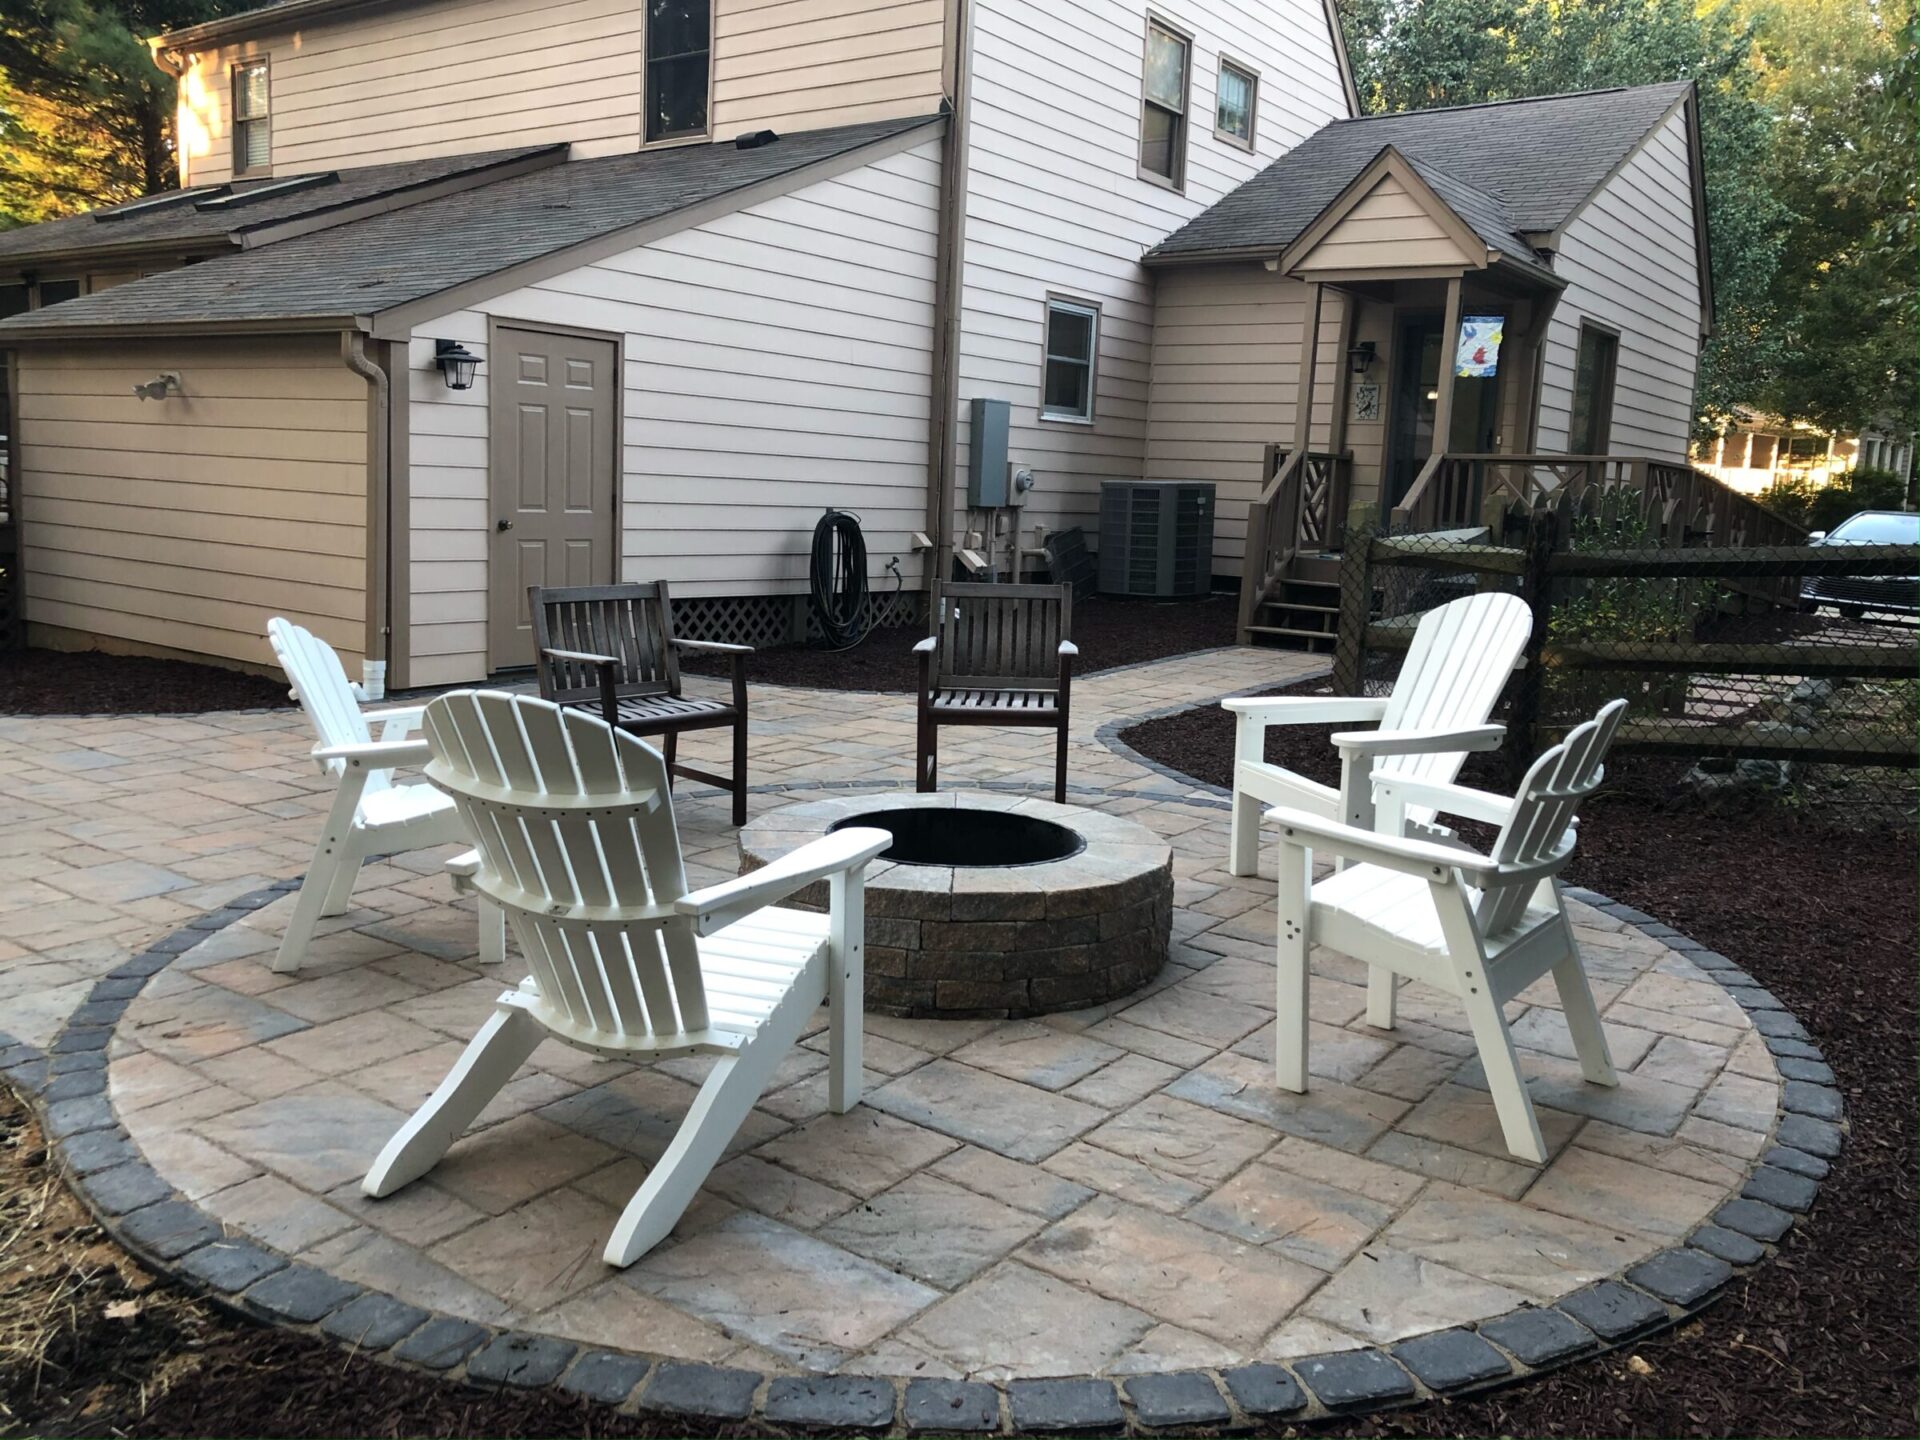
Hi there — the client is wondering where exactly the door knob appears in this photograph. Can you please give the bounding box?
[497,518,514,531]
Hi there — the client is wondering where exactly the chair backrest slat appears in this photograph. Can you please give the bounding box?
[932,580,1073,690]
[268,617,391,797]
[1377,592,1530,789]
[1475,699,1627,934]
[423,690,707,1042]
[530,583,677,704]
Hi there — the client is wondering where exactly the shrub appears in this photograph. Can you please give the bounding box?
[1807,466,1909,533]
[1756,472,1819,527]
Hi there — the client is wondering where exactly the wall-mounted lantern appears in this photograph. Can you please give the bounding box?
[1346,341,1377,376]
[132,373,182,401]
[434,339,480,390]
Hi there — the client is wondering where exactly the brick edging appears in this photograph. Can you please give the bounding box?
[4,821,1843,1435]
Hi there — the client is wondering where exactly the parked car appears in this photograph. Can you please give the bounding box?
[1800,509,1920,618]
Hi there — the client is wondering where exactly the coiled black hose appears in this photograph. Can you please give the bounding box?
[809,509,871,650]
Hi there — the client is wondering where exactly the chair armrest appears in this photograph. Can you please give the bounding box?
[312,737,433,769]
[1222,695,1389,726]
[677,828,893,937]
[1058,640,1079,657]
[445,848,481,878]
[1372,775,1517,826]
[1329,724,1504,758]
[672,638,754,656]
[362,703,427,743]
[912,636,938,655]
[541,647,619,667]
[1266,803,1566,885]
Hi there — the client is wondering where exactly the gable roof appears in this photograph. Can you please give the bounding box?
[0,146,565,273]
[1147,81,1695,266]
[0,115,943,339]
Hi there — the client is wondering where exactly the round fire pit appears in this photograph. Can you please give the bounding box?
[739,791,1173,1019]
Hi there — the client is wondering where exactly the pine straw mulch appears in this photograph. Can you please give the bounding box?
[1117,679,1919,1439]
[0,649,292,716]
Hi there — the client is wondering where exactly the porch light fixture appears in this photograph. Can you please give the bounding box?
[434,339,480,390]
[1346,341,1377,376]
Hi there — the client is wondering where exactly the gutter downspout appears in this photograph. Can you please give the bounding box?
[343,331,391,698]
[925,0,975,590]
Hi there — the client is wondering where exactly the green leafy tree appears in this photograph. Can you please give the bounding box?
[1334,0,1787,432]
[0,2,240,227]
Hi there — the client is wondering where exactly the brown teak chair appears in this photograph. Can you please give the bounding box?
[528,581,752,825]
[914,580,1077,804]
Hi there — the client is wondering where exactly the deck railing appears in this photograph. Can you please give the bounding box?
[1236,447,1352,639]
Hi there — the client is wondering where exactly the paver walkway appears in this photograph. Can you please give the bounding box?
[1,648,1783,1380]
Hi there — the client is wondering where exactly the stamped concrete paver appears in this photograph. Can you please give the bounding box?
[1,647,1785,1382]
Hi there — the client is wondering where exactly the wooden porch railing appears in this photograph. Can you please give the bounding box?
[1236,447,1352,641]
[1389,453,1806,550]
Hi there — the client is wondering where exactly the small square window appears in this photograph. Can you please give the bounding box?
[1216,59,1257,148]
[232,60,270,175]
[1041,299,1098,422]
[1139,19,1190,188]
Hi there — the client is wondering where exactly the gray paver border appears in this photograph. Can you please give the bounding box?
[4,782,1843,1435]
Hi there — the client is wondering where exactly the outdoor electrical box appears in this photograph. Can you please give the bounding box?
[967,397,1012,506]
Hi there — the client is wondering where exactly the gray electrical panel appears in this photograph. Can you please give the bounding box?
[1098,482,1216,597]
[967,397,1011,506]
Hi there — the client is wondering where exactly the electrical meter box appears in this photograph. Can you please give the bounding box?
[967,397,1012,506]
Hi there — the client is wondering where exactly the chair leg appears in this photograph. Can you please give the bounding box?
[604,1018,802,1268]
[1053,721,1068,805]
[917,720,937,793]
[321,848,362,917]
[1551,951,1618,1087]
[1274,841,1311,1093]
[662,731,678,787]
[1229,785,1262,878]
[273,854,339,975]
[363,1003,543,1197]
[1459,981,1548,1164]
[731,716,748,827]
[477,899,506,966]
[1366,967,1399,1030]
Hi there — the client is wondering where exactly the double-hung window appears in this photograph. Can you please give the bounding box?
[646,1,712,143]
[1041,298,1099,422]
[1139,18,1190,188]
[232,60,270,175]
[1567,322,1619,454]
[1215,58,1257,149]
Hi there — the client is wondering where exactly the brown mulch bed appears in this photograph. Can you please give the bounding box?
[681,592,1240,692]
[0,649,292,716]
[1119,677,1919,1439]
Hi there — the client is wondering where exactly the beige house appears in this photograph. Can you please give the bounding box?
[1693,410,1915,496]
[0,0,1712,683]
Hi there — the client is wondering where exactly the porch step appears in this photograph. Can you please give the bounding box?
[1245,624,1337,651]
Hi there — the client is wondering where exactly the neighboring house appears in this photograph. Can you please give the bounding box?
[0,0,1712,686]
[1693,409,1916,496]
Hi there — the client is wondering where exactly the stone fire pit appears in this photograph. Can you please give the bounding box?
[738,790,1172,1018]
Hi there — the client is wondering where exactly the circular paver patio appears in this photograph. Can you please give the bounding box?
[1,651,1841,1429]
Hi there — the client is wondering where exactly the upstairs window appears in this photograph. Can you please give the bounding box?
[1215,58,1257,149]
[1139,18,1190,189]
[232,60,270,175]
[1041,298,1099,422]
[646,1,712,143]
[1568,322,1618,454]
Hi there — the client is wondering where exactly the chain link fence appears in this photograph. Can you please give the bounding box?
[1335,514,1918,818]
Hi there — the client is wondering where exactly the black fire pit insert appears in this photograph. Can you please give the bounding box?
[833,806,1086,868]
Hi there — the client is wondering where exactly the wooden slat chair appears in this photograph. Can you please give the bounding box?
[915,580,1077,803]
[1268,699,1629,1163]
[1223,588,1530,883]
[266,617,504,973]
[362,690,889,1267]
[529,582,752,826]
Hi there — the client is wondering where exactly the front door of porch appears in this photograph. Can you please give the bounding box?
[487,324,619,672]
[1385,312,1501,508]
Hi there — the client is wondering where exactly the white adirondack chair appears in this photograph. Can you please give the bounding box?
[268,618,504,973]
[362,690,890,1268]
[1225,591,1532,879]
[1267,699,1629,1163]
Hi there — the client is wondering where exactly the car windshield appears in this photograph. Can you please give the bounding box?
[1829,512,1919,544]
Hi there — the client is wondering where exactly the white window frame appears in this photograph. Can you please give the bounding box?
[1039,296,1100,425]
[1138,14,1192,192]
[1214,55,1258,151]
[232,58,271,177]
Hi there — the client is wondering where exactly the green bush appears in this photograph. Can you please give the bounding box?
[1755,472,1819,527]
[1807,467,1909,533]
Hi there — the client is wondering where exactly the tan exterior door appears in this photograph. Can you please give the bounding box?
[488,325,618,671]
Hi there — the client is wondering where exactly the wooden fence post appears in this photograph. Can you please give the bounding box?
[1332,505,1377,696]
[1506,507,1563,779]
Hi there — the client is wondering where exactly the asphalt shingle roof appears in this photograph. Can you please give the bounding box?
[0,115,941,333]
[1148,82,1693,263]
[0,147,560,269]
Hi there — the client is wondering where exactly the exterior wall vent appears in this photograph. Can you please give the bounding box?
[1097,482,1215,598]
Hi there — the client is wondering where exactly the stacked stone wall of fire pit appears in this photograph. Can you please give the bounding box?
[738,791,1173,1019]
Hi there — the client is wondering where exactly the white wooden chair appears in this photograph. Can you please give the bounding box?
[267,618,504,973]
[1225,593,1532,878]
[362,690,890,1268]
[1267,699,1629,1163]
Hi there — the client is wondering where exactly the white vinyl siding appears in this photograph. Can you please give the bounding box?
[404,137,942,685]
[1143,263,1347,572]
[954,0,1350,563]
[15,336,368,669]
[711,0,948,137]
[1536,106,1702,462]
